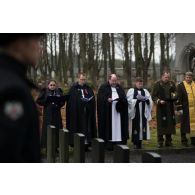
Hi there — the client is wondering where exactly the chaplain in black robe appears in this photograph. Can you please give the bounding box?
[66,73,97,146]
[36,80,65,149]
[97,74,129,149]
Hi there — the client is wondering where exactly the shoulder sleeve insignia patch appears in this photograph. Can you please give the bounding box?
[4,101,24,121]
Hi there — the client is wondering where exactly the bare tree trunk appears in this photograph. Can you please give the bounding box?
[78,53,81,73]
[134,33,143,77]
[42,34,49,82]
[68,33,74,83]
[87,33,96,86]
[166,33,170,70]
[62,34,68,83]
[49,34,54,78]
[107,34,112,73]
[72,33,77,82]
[107,34,115,74]
[111,33,115,73]
[58,33,63,82]
[142,33,154,87]
[133,33,154,86]
[95,34,100,86]
[160,33,167,74]
[152,34,157,81]
[143,33,148,85]
[54,33,58,69]
[102,33,108,82]
[123,33,132,87]
[79,33,87,73]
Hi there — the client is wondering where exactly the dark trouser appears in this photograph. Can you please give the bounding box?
[181,133,188,144]
[158,134,172,145]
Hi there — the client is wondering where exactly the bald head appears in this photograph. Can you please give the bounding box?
[108,74,118,87]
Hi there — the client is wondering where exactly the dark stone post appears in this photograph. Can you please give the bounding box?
[114,145,129,163]
[74,133,85,163]
[142,152,161,163]
[47,125,56,163]
[92,138,105,163]
[59,129,69,163]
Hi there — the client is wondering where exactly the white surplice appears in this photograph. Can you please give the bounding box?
[110,87,122,141]
[126,88,153,140]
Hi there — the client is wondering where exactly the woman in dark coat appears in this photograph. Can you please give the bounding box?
[36,80,65,149]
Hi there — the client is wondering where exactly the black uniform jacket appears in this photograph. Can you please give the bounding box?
[0,53,40,163]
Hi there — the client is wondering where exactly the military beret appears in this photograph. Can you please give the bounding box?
[0,33,45,47]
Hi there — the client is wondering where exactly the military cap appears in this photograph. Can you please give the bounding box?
[0,33,45,47]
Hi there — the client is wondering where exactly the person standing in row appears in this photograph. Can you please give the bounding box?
[97,74,129,150]
[176,71,195,146]
[152,71,177,148]
[127,77,153,149]
[0,33,44,162]
[66,73,97,149]
[36,80,65,151]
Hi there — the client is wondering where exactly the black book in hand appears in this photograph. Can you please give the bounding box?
[81,96,94,102]
[46,95,66,104]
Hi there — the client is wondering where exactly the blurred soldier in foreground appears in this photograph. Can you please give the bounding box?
[0,33,44,162]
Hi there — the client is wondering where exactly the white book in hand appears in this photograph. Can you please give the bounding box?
[111,98,120,102]
[81,96,94,102]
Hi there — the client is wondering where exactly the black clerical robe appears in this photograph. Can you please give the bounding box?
[66,82,97,145]
[97,82,129,144]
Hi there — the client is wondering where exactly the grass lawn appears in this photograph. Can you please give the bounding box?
[127,128,195,150]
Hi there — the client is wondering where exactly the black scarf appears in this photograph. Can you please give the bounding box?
[132,88,147,141]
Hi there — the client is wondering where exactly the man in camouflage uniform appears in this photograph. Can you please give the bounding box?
[152,72,177,148]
